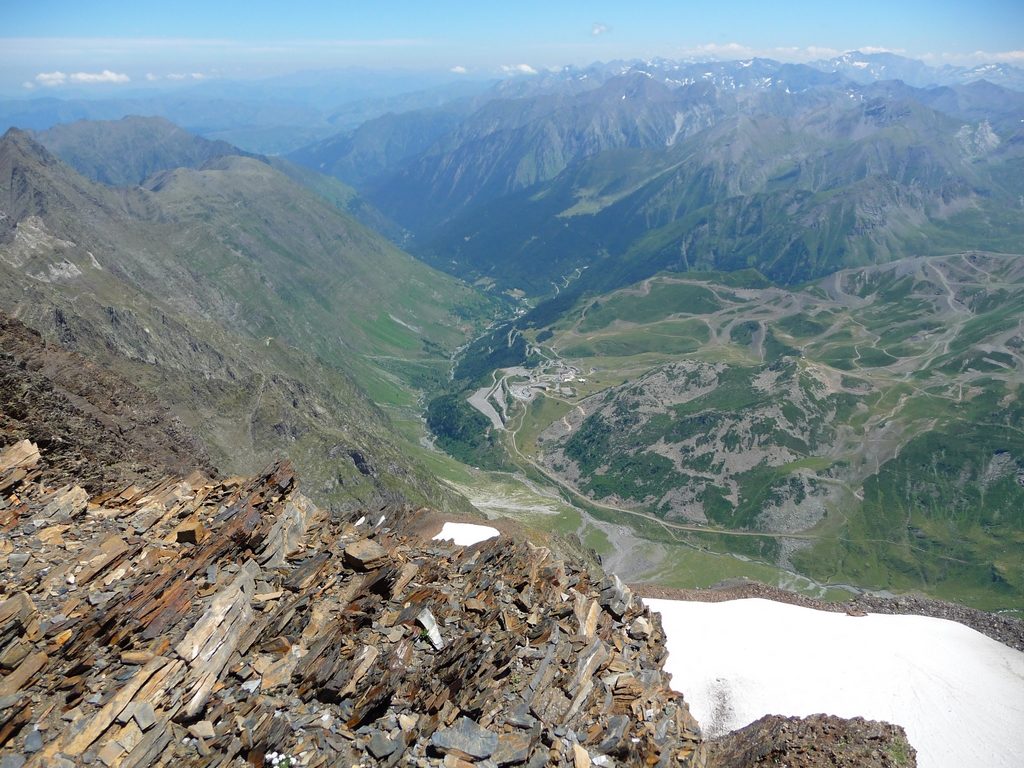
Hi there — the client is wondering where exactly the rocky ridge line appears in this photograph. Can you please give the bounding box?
[0,440,708,767]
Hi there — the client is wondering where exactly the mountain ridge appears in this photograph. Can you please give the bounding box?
[285,61,1024,300]
[0,127,494,514]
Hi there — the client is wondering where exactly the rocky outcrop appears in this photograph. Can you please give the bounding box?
[0,441,707,767]
[707,714,916,768]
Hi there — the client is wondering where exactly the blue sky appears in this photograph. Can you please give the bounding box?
[3,0,1022,92]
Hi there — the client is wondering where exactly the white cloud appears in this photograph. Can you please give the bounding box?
[32,69,130,86]
[858,46,906,55]
[501,63,537,75]
[21,81,35,90]
[35,71,67,87]
[592,23,609,37]
[801,46,842,60]
[145,71,209,82]
[675,43,846,62]
[450,65,468,74]
[68,70,130,84]
[921,49,1024,65]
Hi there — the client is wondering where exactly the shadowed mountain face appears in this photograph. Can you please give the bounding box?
[0,128,494,512]
[290,63,1024,297]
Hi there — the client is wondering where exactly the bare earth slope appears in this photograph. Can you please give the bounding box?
[0,310,213,492]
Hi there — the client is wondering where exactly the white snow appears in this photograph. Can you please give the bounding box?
[645,597,1024,768]
[665,111,686,147]
[432,522,500,546]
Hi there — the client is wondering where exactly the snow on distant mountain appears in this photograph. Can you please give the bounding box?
[813,51,1024,90]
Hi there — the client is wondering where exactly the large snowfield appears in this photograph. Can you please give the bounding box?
[432,521,500,546]
[645,597,1024,768]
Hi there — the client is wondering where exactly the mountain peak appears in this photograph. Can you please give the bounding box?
[32,116,254,187]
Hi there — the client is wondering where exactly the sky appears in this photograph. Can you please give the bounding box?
[2,0,1023,93]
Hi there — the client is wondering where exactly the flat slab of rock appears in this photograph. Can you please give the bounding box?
[431,716,499,760]
[344,538,389,571]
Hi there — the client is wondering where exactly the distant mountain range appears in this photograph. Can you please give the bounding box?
[811,51,1024,90]
[2,55,1023,614]
[2,52,1021,157]
[285,55,1024,298]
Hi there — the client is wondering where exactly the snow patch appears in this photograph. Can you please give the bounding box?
[432,522,500,546]
[665,111,686,147]
[645,597,1024,768]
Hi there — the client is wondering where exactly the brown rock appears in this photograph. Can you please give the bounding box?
[173,518,208,545]
[344,538,389,571]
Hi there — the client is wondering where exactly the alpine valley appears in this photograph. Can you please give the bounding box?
[286,52,1024,614]
[4,49,1024,620]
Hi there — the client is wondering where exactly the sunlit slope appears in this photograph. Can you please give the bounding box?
[0,128,494,511]
[521,253,1024,609]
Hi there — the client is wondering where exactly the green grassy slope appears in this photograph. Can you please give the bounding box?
[509,254,1024,610]
[0,128,497,512]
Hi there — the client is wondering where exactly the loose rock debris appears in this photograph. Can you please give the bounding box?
[0,439,707,767]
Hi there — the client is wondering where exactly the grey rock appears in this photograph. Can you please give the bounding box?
[599,575,632,618]
[8,553,29,570]
[505,701,537,729]
[599,715,631,754]
[188,720,215,740]
[431,716,498,760]
[0,695,21,710]
[628,617,651,640]
[42,486,87,520]
[23,728,42,753]
[133,702,157,731]
[0,755,26,768]
[493,731,532,765]
[367,731,399,759]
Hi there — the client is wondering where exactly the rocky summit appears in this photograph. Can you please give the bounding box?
[0,436,917,767]
[0,438,707,767]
